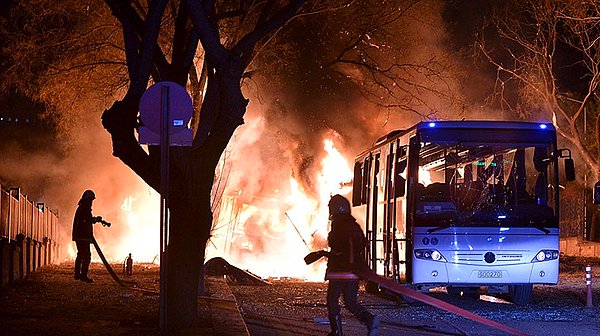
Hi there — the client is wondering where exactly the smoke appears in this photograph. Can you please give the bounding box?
[0,97,159,263]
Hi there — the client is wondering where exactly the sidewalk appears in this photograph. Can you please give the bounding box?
[0,262,250,336]
[198,276,251,335]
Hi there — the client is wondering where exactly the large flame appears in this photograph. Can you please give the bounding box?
[208,137,354,281]
[74,128,355,281]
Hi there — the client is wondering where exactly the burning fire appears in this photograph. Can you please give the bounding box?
[208,136,354,281]
[68,128,355,282]
[419,166,432,186]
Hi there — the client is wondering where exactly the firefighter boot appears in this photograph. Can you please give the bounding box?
[79,261,94,283]
[74,257,81,280]
[328,315,343,336]
[359,311,380,336]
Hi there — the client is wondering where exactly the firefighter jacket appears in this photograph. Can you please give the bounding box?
[325,213,367,280]
[72,201,96,241]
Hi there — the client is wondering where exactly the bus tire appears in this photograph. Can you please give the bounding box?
[509,284,533,305]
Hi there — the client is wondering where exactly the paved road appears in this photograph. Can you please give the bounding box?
[230,272,600,336]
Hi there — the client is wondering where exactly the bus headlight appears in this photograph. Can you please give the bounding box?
[536,251,546,261]
[532,249,559,262]
[415,249,447,262]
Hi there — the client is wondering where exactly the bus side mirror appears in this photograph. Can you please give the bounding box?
[564,158,575,181]
[558,148,575,181]
[594,181,600,205]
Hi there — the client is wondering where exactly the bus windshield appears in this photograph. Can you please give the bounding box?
[414,141,557,229]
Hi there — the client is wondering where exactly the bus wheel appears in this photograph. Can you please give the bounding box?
[365,280,380,294]
[509,284,533,305]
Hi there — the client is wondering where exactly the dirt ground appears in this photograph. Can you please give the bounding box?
[0,262,162,336]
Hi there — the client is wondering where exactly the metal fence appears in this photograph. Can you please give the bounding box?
[0,185,60,287]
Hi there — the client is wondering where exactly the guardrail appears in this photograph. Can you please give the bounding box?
[0,185,60,287]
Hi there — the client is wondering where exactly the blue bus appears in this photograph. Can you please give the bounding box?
[351,121,575,304]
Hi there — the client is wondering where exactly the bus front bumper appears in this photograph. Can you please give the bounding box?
[412,259,559,285]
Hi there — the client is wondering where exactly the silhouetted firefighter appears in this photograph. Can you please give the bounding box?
[325,194,379,336]
[125,253,133,276]
[72,190,110,283]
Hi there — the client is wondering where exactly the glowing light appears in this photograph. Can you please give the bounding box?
[539,124,548,129]
[428,122,436,127]
[116,192,160,263]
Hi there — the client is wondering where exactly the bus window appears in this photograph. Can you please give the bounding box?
[352,161,363,206]
[415,142,557,228]
[395,158,407,198]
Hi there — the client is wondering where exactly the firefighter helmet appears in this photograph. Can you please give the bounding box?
[328,194,350,216]
[81,190,96,200]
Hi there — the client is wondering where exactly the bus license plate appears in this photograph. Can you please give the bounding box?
[478,270,502,278]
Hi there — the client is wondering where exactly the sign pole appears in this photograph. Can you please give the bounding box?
[138,80,192,333]
[159,84,170,332]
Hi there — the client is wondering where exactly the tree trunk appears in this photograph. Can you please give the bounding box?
[164,150,215,331]
[163,63,245,331]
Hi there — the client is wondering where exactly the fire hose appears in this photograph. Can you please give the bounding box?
[305,251,528,336]
[91,236,158,295]
[91,236,127,287]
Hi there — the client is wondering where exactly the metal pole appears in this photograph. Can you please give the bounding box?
[585,264,593,307]
[159,85,170,332]
[584,106,588,239]
[284,212,310,251]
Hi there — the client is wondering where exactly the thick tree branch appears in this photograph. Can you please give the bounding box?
[185,0,228,66]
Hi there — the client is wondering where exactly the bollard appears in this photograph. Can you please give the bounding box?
[585,264,593,308]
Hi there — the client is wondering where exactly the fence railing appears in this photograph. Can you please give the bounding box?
[0,185,60,287]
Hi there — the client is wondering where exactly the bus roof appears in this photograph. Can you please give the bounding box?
[415,120,555,132]
[364,120,556,157]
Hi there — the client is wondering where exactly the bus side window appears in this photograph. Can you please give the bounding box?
[352,161,363,206]
[395,159,407,197]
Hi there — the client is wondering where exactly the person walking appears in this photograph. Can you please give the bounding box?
[325,194,379,336]
[72,189,106,283]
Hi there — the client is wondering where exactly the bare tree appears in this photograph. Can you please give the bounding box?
[325,0,462,120]
[477,0,600,181]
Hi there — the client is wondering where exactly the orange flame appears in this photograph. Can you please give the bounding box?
[72,128,355,281]
[208,137,354,281]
